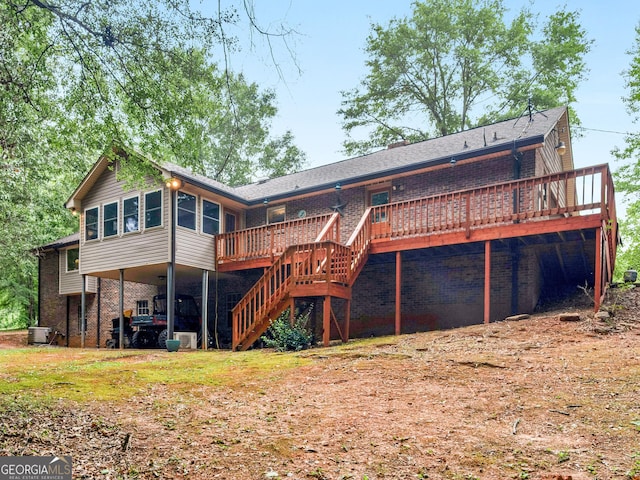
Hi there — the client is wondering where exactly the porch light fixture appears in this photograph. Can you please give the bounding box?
[263,198,269,205]
[450,157,457,166]
[556,141,567,156]
[335,183,341,191]
[70,207,77,216]
[166,177,183,190]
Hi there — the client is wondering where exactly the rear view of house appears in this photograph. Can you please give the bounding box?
[36,106,617,349]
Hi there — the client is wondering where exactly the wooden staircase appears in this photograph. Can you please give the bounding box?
[232,211,373,351]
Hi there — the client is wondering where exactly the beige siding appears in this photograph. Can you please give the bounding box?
[58,249,98,295]
[79,163,170,275]
[175,228,216,270]
[78,162,216,275]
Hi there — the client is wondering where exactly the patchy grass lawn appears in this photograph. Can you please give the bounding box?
[2,287,640,479]
[0,348,310,402]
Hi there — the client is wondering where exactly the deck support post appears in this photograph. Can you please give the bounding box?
[344,300,350,343]
[118,269,124,349]
[395,251,402,335]
[594,227,602,312]
[484,241,491,324]
[289,297,295,326]
[323,296,331,346]
[510,239,519,315]
[201,269,209,350]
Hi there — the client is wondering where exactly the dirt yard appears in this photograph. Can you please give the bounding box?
[1,286,640,480]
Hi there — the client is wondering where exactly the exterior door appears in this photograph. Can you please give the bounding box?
[224,210,238,257]
[224,211,237,233]
[369,188,391,237]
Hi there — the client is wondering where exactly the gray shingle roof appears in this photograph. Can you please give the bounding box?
[38,232,80,251]
[231,106,566,203]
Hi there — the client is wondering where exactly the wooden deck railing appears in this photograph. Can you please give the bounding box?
[231,165,616,349]
[216,212,338,265]
[368,164,614,240]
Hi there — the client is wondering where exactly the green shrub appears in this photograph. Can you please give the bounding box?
[261,305,314,351]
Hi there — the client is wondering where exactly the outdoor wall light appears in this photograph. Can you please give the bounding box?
[166,177,183,190]
[335,183,341,191]
[263,198,269,205]
[71,207,77,216]
[556,141,567,156]
[450,157,457,165]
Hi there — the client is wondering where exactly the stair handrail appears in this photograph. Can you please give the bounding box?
[232,247,293,350]
[314,212,340,243]
[232,213,341,350]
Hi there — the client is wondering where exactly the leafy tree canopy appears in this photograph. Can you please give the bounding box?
[339,0,592,155]
[0,0,303,327]
[613,22,640,277]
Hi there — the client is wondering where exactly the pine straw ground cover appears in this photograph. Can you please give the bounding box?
[1,286,640,480]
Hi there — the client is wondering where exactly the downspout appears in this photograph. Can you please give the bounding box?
[65,295,70,347]
[81,274,86,348]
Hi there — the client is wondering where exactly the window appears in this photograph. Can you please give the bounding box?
[123,196,139,233]
[267,205,286,224]
[177,191,196,230]
[202,199,220,235]
[136,300,150,316]
[369,188,390,223]
[145,190,162,229]
[103,201,118,237]
[66,248,79,272]
[370,190,390,206]
[85,207,99,241]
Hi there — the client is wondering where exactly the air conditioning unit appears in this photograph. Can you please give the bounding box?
[174,331,197,349]
[28,327,51,344]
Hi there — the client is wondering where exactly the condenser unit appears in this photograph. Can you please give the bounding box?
[173,331,197,349]
[28,327,51,344]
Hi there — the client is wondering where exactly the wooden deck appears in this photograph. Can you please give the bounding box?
[219,165,617,351]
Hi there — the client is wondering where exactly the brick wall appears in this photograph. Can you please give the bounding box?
[245,151,536,242]
[38,251,68,343]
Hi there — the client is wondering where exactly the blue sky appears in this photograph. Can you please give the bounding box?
[219,1,639,176]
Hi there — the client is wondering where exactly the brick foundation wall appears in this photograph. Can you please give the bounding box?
[348,242,543,338]
[205,270,263,347]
